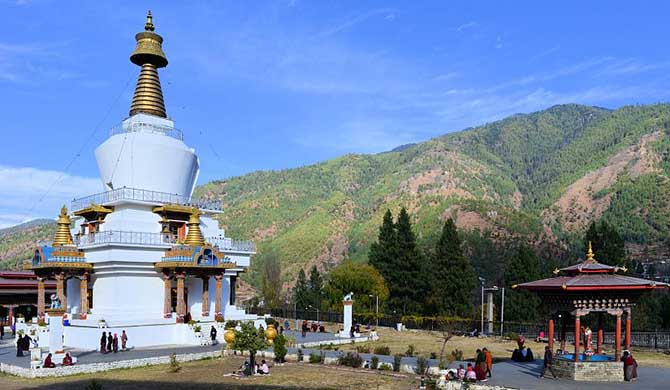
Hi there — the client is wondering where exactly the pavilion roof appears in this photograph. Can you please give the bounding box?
[514,242,670,292]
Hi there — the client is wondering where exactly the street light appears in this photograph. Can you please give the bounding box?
[478,277,485,335]
[369,294,379,327]
[307,305,319,322]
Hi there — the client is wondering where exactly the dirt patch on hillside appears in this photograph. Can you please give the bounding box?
[543,132,662,232]
[399,168,474,200]
[442,205,493,232]
[253,224,278,240]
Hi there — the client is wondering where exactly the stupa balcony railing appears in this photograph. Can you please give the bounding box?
[75,230,177,248]
[111,121,183,141]
[207,237,256,253]
[71,186,222,212]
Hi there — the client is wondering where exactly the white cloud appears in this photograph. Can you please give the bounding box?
[454,22,478,32]
[312,8,397,39]
[0,165,101,228]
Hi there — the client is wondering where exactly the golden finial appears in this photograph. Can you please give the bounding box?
[553,267,560,275]
[184,209,205,247]
[53,206,74,246]
[129,10,168,118]
[145,10,155,31]
[586,241,595,261]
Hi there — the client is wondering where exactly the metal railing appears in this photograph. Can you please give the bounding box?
[75,231,177,248]
[71,187,222,211]
[208,237,256,253]
[110,121,184,141]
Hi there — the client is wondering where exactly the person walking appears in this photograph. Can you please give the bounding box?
[210,325,217,343]
[107,332,113,352]
[622,351,638,381]
[16,334,24,357]
[0,322,4,339]
[100,332,107,353]
[113,333,119,353]
[540,345,558,379]
[475,349,487,381]
[121,330,128,350]
[484,348,493,378]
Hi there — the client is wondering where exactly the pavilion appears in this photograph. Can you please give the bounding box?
[514,243,669,380]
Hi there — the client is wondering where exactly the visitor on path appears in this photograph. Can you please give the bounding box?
[22,334,32,352]
[121,330,128,350]
[113,333,119,353]
[100,332,107,353]
[484,348,492,378]
[622,351,638,381]
[465,363,477,382]
[284,319,290,331]
[540,345,558,379]
[62,352,73,366]
[301,320,308,337]
[457,364,466,380]
[43,353,56,368]
[311,322,318,332]
[319,324,325,333]
[16,334,23,357]
[475,349,487,381]
[279,325,284,335]
[210,325,217,343]
[107,332,113,352]
[349,325,355,338]
[0,322,4,339]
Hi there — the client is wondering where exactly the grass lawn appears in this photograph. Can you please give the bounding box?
[337,327,670,368]
[0,356,418,390]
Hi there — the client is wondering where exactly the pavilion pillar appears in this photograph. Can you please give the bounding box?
[574,313,581,361]
[176,272,186,323]
[625,309,631,351]
[615,312,622,359]
[37,277,45,319]
[55,272,67,312]
[229,275,237,306]
[214,274,223,319]
[597,314,603,354]
[548,318,555,351]
[560,314,566,352]
[201,276,210,317]
[8,305,15,330]
[163,274,172,318]
[79,272,89,318]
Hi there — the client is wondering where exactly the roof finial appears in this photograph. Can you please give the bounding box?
[586,241,595,261]
[145,10,155,31]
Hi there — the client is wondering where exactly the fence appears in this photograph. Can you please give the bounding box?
[248,308,670,349]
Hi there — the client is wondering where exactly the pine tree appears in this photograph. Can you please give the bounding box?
[293,269,309,310]
[584,220,626,266]
[368,209,398,279]
[260,249,282,309]
[393,207,426,314]
[429,219,476,316]
[504,245,541,322]
[308,265,323,310]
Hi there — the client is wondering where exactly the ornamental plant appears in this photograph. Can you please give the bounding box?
[273,334,287,363]
[232,322,268,370]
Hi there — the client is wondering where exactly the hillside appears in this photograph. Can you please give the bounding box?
[195,103,670,288]
[0,219,55,270]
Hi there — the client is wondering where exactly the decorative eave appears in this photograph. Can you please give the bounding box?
[155,243,235,270]
[74,203,114,221]
[152,204,197,217]
[25,245,91,271]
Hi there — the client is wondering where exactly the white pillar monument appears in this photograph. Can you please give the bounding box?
[339,292,354,338]
[46,308,66,363]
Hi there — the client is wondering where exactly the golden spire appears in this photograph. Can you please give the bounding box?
[184,210,205,247]
[129,10,168,118]
[586,241,595,262]
[53,206,74,246]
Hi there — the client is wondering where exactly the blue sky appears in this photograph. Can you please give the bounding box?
[1,0,670,227]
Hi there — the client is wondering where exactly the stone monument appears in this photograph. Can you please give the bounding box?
[337,292,354,338]
[45,308,66,364]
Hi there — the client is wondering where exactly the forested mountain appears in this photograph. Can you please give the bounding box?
[195,103,670,287]
[0,219,55,270]
[2,104,670,291]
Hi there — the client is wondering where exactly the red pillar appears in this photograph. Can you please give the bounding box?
[574,314,581,361]
[615,313,622,359]
[548,319,555,351]
[597,328,604,354]
[560,315,566,352]
[625,310,631,351]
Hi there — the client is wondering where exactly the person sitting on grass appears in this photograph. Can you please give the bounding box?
[43,353,56,368]
[62,352,73,366]
[465,363,477,382]
[456,364,466,380]
[238,360,252,376]
[259,359,270,375]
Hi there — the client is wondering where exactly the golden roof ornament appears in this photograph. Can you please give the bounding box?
[129,10,168,118]
[586,241,596,262]
[53,206,74,246]
[184,209,205,247]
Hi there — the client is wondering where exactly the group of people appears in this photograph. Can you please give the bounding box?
[451,348,492,382]
[237,359,270,376]
[300,320,325,337]
[15,333,37,357]
[42,352,74,368]
[99,330,128,353]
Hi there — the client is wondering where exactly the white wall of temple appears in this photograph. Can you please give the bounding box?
[65,277,82,314]
[83,247,166,264]
[99,203,163,233]
[63,323,198,349]
[95,114,200,197]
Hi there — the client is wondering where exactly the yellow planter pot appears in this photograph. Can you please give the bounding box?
[265,324,277,344]
[224,328,236,344]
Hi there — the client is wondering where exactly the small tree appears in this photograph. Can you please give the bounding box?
[232,322,269,371]
[273,334,288,363]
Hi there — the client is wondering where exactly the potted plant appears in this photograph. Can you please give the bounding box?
[224,320,238,344]
[194,325,202,338]
[265,321,278,345]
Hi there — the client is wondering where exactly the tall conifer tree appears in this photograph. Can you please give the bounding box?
[369,209,397,279]
[393,207,426,314]
[504,245,541,322]
[293,268,310,310]
[584,220,626,266]
[308,265,323,310]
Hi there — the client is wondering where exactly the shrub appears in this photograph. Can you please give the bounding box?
[416,356,428,374]
[450,349,463,362]
[224,320,239,329]
[297,349,304,362]
[506,331,518,341]
[37,319,46,327]
[85,381,103,390]
[309,352,323,363]
[273,334,287,363]
[405,344,416,357]
[356,345,371,353]
[265,317,275,325]
[393,354,402,372]
[379,363,392,371]
[194,325,201,333]
[371,355,379,370]
[187,319,196,326]
[430,352,438,359]
[168,353,181,373]
[373,345,391,355]
[338,352,363,368]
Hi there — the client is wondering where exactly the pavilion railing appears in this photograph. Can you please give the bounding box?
[71,187,223,212]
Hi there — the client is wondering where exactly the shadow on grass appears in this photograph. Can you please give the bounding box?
[20,379,342,390]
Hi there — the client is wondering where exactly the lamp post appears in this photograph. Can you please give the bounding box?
[483,286,499,335]
[478,277,485,335]
[307,305,319,322]
[500,287,505,337]
[369,294,379,327]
